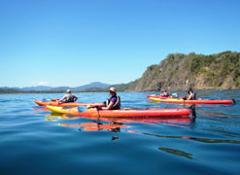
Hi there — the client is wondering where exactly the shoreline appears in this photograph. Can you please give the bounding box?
[0,88,239,94]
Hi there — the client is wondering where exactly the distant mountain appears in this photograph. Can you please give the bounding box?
[0,82,111,93]
[72,82,110,91]
[21,86,53,91]
[0,87,20,93]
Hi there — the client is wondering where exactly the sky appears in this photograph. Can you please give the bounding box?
[0,0,239,87]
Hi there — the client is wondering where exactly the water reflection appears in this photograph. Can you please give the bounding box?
[45,112,193,133]
[59,122,125,132]
[198,109,234,118]
[189,105,197,122]
[143,132,240,144]
[32,106,48,112]
[45,113,126,132]
[159,147,193,159]
[45,113,78,122]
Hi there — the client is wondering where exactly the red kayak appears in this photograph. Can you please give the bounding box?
[34,100,103,107]
[148,95,235,105]
[46,105,192,119]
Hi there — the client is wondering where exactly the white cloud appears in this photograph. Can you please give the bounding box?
[36,81,49,86]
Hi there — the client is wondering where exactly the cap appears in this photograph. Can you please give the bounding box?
[109,87,116,93]
[66,89,72,94]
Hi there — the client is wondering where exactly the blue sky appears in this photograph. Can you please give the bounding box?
[0,0,239,87]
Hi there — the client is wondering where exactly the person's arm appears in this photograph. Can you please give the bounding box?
[187,93,193,100]
[73,96,78,102]
[102,101,114,110]
[58,95,67,103]
[87,103,106,109]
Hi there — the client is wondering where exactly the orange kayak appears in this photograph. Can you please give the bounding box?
[34,100,103,107]
[46,106,192,119]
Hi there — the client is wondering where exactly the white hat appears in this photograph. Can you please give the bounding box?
[109,87,116,93]
[66,89,72,93]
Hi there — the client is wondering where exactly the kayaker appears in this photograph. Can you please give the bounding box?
[183,88,196,100]
[160,89,170,97]
[58,89,78,103]
[87,87,121,110]
[102,87,121,110]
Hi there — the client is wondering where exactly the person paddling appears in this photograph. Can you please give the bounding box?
[160,89,170,97]
[183,88,196,100]
[88,87,121,110]
[102,87,121,110]
[58,89,78,104]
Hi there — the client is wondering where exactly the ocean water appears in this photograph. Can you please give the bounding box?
[0,90,240,175]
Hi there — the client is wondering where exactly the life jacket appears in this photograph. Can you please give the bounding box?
[193,93,197,100]
[106,95,121,110]
[162,92,170,97]
[65,95,78,103]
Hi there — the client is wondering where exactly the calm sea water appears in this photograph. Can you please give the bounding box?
[0,90,240,175]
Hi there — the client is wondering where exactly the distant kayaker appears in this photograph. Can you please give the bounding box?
[183,88,196,100]
[58,89,78,103]
[102,87,121,110]
[160,89,170,97]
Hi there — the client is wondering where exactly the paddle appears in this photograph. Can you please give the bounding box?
[87,103,105,109]
[51,98,59,102]
[84,105,102,119]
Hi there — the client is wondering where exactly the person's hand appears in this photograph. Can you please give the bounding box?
[87,105,92,109]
